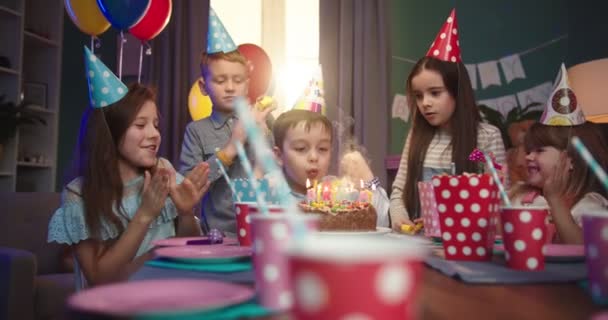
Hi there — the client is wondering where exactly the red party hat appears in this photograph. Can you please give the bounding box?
[426,9,462,63]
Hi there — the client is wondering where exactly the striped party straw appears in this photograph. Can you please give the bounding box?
[571,136,608,192]
[234,141,269,215]
[215,158,241,202]
[233,97,307,239]
[484,154,512,207]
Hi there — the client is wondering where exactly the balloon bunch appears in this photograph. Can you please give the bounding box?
[65,0,172,81]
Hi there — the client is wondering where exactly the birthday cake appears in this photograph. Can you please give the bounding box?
[298,200,377,231]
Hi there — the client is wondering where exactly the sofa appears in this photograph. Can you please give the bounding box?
[0,192,75,320]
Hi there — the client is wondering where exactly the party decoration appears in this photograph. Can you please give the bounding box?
[188,79,212,120]
[129,0,172,41]
[64,0,111,36]
[96,0,150,30]
[469,148,503,170]
[426,8,462,63]
[540,64,586,126]
[293,65,326,115]
[206,7,237,54]
[84,46,127,108]
[238,44,272,103]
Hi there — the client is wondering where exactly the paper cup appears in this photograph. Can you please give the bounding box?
[582,211,608,303]
[500,207,548,271]
[418,181,440,238]
[432,174,500,261]
[287,235,427,320]
[235,202,283,246]
[250,214,319,311]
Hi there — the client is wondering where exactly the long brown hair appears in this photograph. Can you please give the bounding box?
[523,122,608,203]
[402,57,480,219]
[76,83,157,239]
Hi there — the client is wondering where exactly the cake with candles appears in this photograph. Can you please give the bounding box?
[298,176,377,231]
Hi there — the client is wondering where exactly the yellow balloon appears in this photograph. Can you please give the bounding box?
[188,79,212,121]
[64,0,111,36]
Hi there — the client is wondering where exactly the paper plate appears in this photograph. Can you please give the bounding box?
[155,245,252,264]
[320,227,392,236]
[152,236,239,247]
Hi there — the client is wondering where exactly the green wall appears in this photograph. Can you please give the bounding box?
[389,0,568,154]
[56,16,117,190]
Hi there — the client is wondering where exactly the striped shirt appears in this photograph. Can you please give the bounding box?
[389,123,506,221]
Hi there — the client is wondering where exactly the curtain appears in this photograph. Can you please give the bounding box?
[319,0,391,186]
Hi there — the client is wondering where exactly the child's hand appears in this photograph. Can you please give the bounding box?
[140,169,170,220]
[252,103,276,132]
[230,120,247,144]
[340,151,374,183]
[542,153,571,200]
[391,214,414,231]
[169,163,210,215]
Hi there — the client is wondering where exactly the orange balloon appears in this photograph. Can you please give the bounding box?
[64,0,110,36]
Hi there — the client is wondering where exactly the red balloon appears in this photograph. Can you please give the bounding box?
[238,44,272,103]
[129,0,172,41]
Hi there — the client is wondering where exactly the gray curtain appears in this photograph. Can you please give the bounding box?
[320,0,391,187]
[143,0,210,166]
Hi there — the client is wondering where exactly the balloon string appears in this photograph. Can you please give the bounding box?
[118,31,125,80]
[145,42,152,55]
[90,36,94,54]
[138,44,143,83]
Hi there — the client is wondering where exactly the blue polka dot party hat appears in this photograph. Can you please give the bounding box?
[206,7,237,54]
[83,46,128,108]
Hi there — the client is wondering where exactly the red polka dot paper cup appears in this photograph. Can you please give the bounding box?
[418,181,440,238]
[582,211,608,303]
[432,174,500,261]
[500,207,548,271]
[287,235,427,320]
[235,202,283,246]
[250,214,319,311]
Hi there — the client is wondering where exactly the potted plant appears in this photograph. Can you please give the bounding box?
[0,94,46,159]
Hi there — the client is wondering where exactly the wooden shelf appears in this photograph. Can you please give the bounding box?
[24,30,58,48]
[0,5,21,18]
[17,161,52,168]
[25,105,56,115]
[0,171,13,176]
[0,66,19,75]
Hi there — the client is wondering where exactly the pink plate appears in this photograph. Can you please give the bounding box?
[155,245,252,264]
[543,244,585,262]
[68,279,254,316]
[152,237,239,247]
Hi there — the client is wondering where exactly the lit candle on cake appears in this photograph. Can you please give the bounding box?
[322,185,331,202]
[306,179,315,204]
[358,180,370,203]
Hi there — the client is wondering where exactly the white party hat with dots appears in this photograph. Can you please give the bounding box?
[206,7,237,54]
[539,63,586,126]
[83,46,127,109]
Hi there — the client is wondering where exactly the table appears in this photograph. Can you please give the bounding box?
[130,263,604,319]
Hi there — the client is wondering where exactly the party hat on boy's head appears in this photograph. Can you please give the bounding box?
[84,46,127,108]
[292,65,326,115]
[426,9,462,63]
[206,7,237,54]
[540,63,586,126]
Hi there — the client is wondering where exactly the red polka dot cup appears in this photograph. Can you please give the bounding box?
[234,202,283,246]
[432,174,500,261]
[287,235,427,320]
[582,211,608,303]
[250,214,319,311]
[418,181,440,238]
[500,206,548,271]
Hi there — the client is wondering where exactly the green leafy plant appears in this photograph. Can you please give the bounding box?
[479,102,543,149]
[0,94,47,145]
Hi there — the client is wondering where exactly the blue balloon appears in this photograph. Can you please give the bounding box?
[96,0,151,30]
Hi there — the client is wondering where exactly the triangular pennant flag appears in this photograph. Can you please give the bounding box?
[292,65,326,115]
[540,64,586,126]
[206,7,237,54]
[84,46,127,108]
[426,9,462,63]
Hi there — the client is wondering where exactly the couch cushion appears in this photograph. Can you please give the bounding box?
[0,192,65,274]
[34,273,75,320]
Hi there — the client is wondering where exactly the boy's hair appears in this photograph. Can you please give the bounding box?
[523,121,608,202]
[402,56,481,219]
[273,110,333,149]
[76,83,157,239]
[200,50,249,79]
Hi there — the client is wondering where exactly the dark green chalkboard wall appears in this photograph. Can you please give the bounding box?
[389,0,569,154]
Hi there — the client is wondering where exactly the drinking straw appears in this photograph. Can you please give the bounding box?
[234,141,269,215]
[571,136,608,192]
[484,154,511,207]
[214,158,241,202]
